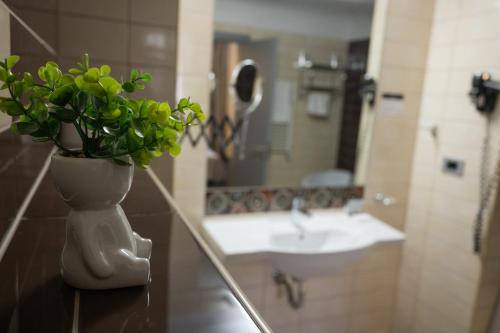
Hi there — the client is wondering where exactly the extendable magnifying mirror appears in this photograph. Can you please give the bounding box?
[230,59,263,159]
[231,59,263,116]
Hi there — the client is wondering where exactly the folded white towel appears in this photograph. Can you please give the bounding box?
[307,91,330,117]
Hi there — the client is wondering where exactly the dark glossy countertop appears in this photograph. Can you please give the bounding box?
[0,130,268,333]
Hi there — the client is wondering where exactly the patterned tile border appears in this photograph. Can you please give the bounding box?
[205,186,364,215]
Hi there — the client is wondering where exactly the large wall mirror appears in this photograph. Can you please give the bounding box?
[207,0,376,213]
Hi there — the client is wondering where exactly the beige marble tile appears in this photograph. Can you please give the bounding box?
[59,15,128,62]
[130,25,177,66]
[131,0,177,27]
[59,0,128,20]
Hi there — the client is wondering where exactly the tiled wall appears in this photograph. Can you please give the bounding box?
[358,0,437,331]
[214,23,348,187]
[394,0,500,332]
[225,244,401,333]
[171,0,214,226]
[362,0,434,231]
[6,0,179,189]
[0,5,10,130]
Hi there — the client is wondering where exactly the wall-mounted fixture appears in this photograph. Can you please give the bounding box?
[294,50,341,118]
[442,158,465,177]
[373,192,396,206]
[469,72,500,113]
[295,49,340,72]
[182,59,263,161]
[468,72,500,254]
[359,74,377,108]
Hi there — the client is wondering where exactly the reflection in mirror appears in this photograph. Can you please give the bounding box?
[208,0,374,191]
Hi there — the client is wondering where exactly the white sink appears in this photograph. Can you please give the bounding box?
[271,231,331,251]
[203,210,405,279]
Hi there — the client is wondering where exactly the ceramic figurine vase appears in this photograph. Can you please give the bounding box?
[50,153,152,289]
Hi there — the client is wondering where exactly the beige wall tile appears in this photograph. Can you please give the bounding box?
[382,41,430,69]
[414,301,469,333]
[59,15,128,63]
[379,67,426,94]
[350,308,393,332]
[128,64,176,101]
[0,5,10,130]
[299,316,349,333]
[430,19,458,45]
[11,9,56,57]
[388,0,435,20]
[4,0,56,11]
[59,0,128,20]
[130,0,178,27]
[433,0,461,21]
[130,25,177,66]
[385,16,432,45]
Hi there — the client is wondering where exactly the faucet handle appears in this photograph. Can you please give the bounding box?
[292,197,305,209]
[292,197,311,216]
[374,192,396,206]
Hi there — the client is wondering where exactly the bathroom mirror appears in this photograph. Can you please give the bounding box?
[208,0,375,191]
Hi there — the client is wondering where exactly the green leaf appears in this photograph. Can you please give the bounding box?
[99,76,122,98]
[11,121,39,135]
[49,85,74,106]
[51,107,78,122]
[100,65,111,76]
[69,68,82,75]
[12,81,24,98]
[122,82,134,93]
[168,142,181,157]
[130,69,139,81]
[60,74,75,85]
[6,55,20,69]
[43,64,62,86]
[0,99,24,116]
[23,72,34,86]
[47,115,61,137]
[0,67,7,81]
[37,66,46,82]
[141,72,152,82]
[83,67,100,83]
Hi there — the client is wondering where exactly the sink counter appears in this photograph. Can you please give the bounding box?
[0,130,270,333]
[203,210,405,278]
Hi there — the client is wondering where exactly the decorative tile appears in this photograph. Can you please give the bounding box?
[205,186,364,215]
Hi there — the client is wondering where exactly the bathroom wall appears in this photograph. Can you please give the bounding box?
[225,244,401,333]
[356,0,437,331]
[362,0,435,231]
[214,23,349,187]
[393,0,500,332]
[4,0,179,193]
[0,5,10,130]
[171,0,214,225]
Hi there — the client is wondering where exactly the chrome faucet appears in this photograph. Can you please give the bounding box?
[291,197,311,239]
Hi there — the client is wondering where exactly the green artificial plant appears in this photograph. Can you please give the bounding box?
[0,54,205,167]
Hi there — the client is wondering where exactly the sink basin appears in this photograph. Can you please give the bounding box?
[202,210,405,279]
[270,231,331,251]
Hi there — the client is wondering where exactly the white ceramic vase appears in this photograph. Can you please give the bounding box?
[50,153,152,290]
